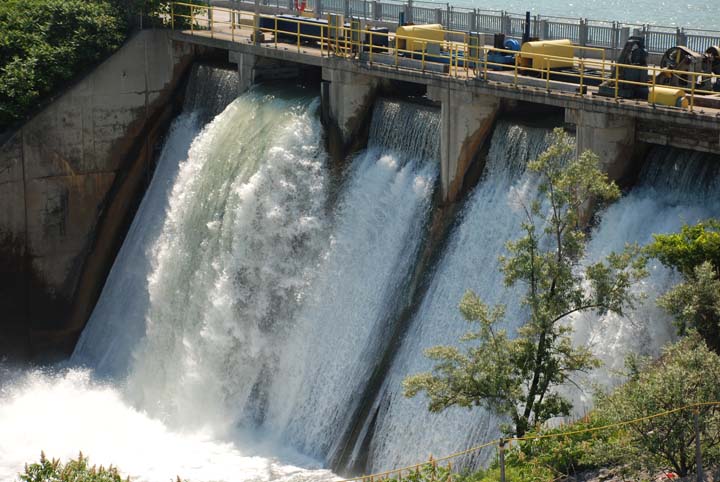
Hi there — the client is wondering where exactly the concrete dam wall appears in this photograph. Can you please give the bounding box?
[0,29,201,360]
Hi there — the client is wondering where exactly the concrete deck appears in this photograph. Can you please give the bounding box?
[172,9,720,129]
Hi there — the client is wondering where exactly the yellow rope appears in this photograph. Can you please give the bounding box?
[340,401,720,482]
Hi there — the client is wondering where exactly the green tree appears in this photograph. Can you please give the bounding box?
[596,334,720,477]
[647,220,720,351]
[19,452,128,482]
[403,129,646,437]
[0,0,126,129]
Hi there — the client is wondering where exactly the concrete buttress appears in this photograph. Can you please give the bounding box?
[567,109,637,183]
[436,88,500,203]
[321,67,379,152]
[229,51,257,93]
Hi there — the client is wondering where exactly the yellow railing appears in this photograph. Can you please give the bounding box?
[340,401,720,482]
[169,2,720,113]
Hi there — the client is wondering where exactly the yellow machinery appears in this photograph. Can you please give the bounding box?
[395,24,444,53]
[648,86,689,108]
[519,39,574,70]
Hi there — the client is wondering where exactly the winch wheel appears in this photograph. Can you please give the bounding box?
[660,46,693,70]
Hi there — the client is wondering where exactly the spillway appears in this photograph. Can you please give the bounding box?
[348,121,554,472]
[72,64,240,378]
[348,126,720,473]
[262,100,439,461]
[2,64,720,482]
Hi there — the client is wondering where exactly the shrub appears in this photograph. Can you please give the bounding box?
[647,220,720,351]
[0,0,126,129]
[19,452,128,482]
[596,334,720,477]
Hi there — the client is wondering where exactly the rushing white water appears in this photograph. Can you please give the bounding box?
[353,121,553,472]
[123,87,330,435]
[0,369,337,482]
[263,100,439,462]
[570,147,720,396]
[73,65,239,379]
[0,77,443,480]
[1,71,335,481]
[355,126,720,473]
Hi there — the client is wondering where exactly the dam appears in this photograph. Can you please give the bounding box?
[168,0,720,204]
[0,0,719,481]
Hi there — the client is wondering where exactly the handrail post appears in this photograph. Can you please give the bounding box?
[191,5,195,34]
[370,31,373,63]
[579,58,584,95]
[690,72,696,111]
[422,41,426,72]
[546,57,550,91]
[694,411,703,482]
[465,42,469,76]
[483,47,488,80]
[275,17,278,48]
[297,20,301,51]
[454,45,458,77]
[450,44,457,77]
[395,35,399,68]
[650,65,656,106]
[210,6,214,38]
[499,439,506,482]
[231,7,235,42]
[614,61,619,99]
[171,2,175,30]
[513,53,518,86]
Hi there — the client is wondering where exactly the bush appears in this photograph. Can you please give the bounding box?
[502,414,627,479]
[19,452,128,482]
[596,334,720,477]
[647,220,720,277]
[647,220,720,351]
[0,0,126,129]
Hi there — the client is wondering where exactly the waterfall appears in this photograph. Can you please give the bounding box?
[123,85,330,433]
[569,147,720,398]
[3,64,720,482]
[262,100,439,461]
[72,64,240,378]
[2,74,335,481]
[352,130,720,473]
[1,80,442,480]
[352,121,553,472]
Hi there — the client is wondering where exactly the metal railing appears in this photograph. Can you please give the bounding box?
[171,2,720,113]
[220,0,720,55]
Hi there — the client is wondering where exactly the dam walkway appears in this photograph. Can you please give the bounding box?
[168,1,720,201]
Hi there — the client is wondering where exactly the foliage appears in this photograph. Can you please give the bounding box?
[596,334,720,476]
[19,452,129,482]
[403,128,647,437]
[167,1,211,30]
[458,464,555,482]
[647,220,720,351]
[0,0,126,130]
[659,261,720,351]
[503,414,625,478]
[647,220,720,277]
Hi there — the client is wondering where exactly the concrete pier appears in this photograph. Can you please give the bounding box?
[431,87,501,203]
[566,109,638,183]
[230,51,257,93]
[322,67,380,152]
